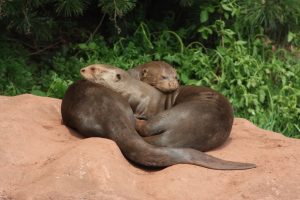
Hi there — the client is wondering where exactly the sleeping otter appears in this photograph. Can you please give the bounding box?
[128,61,179,93]
[61,79,255,170]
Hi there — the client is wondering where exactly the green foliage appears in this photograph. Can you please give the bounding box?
[99,0,136,17]
[0,0,138,44]
[236,0,300,43]
[0,42,35,95]
[288,31,300,46]
[2,0,55,41]
[56,0,88,16]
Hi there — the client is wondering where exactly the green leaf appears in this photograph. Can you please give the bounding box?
[259,90,266,103]
[288,32,295,42]
[235,40,247,45]
[207,6,215,13]
[78,43,88,50]
[198,27,213,39]
[224,12,229,19]
[88,42,97,50]
[180,73,190,84]
[56,0,87,16]
[221,4,232,12]
[200,10,209,23]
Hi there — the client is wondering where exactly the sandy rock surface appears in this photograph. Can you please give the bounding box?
[0,94,299,200]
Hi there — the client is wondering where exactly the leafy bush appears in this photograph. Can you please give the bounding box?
[0,42,35,95]
[236,0,300,43]
[34,24,300,137]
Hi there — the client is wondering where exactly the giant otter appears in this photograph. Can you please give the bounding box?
[61,80,255,169]
[139,85,234,151]
[79,64,254,157]
[128,61,179,93]
[127,62,233,151]
[80,64,173,119]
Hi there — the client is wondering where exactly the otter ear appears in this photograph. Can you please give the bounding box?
[142,69,148,77]
[116,73,121,81]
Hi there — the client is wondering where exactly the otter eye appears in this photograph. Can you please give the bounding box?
[162,75,168,80]
[142,69,148,77]
[116,73,121,80]
[90,67,95,71]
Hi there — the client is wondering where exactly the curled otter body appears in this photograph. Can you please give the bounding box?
[79,64,255,168]
[128,61,179,93]
[61,80,255,170]
[139,86,233,151]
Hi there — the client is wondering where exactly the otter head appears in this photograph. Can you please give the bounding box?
[80,64,128,91]
[140,61,179,93]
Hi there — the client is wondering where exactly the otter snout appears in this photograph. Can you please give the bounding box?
[169,81,179,88]
[80,67,92,79]
[80,67,96,77]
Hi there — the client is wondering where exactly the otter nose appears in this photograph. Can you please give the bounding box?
[81,69,85,73]
[169,81,178,88]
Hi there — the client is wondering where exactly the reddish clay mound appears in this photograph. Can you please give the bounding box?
[0,94,299,200]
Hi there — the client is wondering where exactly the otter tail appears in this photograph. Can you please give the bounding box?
[113,133,256,170]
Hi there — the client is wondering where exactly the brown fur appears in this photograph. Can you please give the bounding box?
[128,61,179,93]
[61,80,256,170]
[79,64,256,169]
